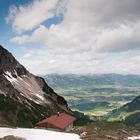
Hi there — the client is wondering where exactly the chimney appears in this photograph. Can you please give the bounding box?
[57,112,60,116]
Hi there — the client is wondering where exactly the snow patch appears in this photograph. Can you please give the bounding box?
[3,70,50,105]
[128,136,140,140]
[36,94,44,100]
[0,127,81,140]
[14,70,18,77]
[4,71,19,84]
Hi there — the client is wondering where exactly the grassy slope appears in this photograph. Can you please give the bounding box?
[106,96,140,129]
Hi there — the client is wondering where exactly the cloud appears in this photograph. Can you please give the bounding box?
[19,48,140,75]
[7,0,140,74]
[10,0,140,52]
[10,25,48,44]
[96,23,140,53]
[6,0,64,33]
[63,0,140,28]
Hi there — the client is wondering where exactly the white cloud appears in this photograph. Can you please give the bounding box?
[8,0,140,74]
[10,25,48,44]
[6,0,62,33]
[96,23,140,53]
[19,48,140,75]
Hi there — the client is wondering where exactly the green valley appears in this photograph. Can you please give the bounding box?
[44,74,140,116]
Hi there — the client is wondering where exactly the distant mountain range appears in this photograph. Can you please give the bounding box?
[44,73,140,88]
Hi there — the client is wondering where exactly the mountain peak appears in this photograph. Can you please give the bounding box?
[0,45,28,76]
[0,45,7,51]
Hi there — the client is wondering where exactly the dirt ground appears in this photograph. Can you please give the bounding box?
[71,122,140,140]
[0,135,25,140]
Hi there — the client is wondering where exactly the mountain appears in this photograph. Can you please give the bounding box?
[0,45,70,127]
[43,74,140,116]
[107,95,140,127]
[44,74,140,88]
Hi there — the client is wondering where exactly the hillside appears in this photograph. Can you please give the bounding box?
[44,74,140,116]
[0,45,70,127]
[107,95,140,127]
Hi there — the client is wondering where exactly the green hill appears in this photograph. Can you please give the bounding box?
[107,95,140,127]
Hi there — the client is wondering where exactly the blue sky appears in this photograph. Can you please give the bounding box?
[0,0,34,59]
[1,0,140,75]
[0,0,63,57]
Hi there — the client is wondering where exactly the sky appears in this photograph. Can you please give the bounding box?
[1,0,140,75]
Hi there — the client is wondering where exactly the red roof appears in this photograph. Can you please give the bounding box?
[37,113,76,130]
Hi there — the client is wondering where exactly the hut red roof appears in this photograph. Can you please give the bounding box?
[37,113,76,130]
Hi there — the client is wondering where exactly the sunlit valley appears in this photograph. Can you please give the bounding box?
[44,74,140,116]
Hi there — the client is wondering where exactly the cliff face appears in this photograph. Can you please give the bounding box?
[0,45,70,127]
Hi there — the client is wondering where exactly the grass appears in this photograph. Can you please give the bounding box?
[126,110,140,116]
[107,110,140,122]
[71,101,124,116]
[53,85,140,116]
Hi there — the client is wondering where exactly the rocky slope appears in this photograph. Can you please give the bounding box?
[0,45,70,127]
[72,122,140,140]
